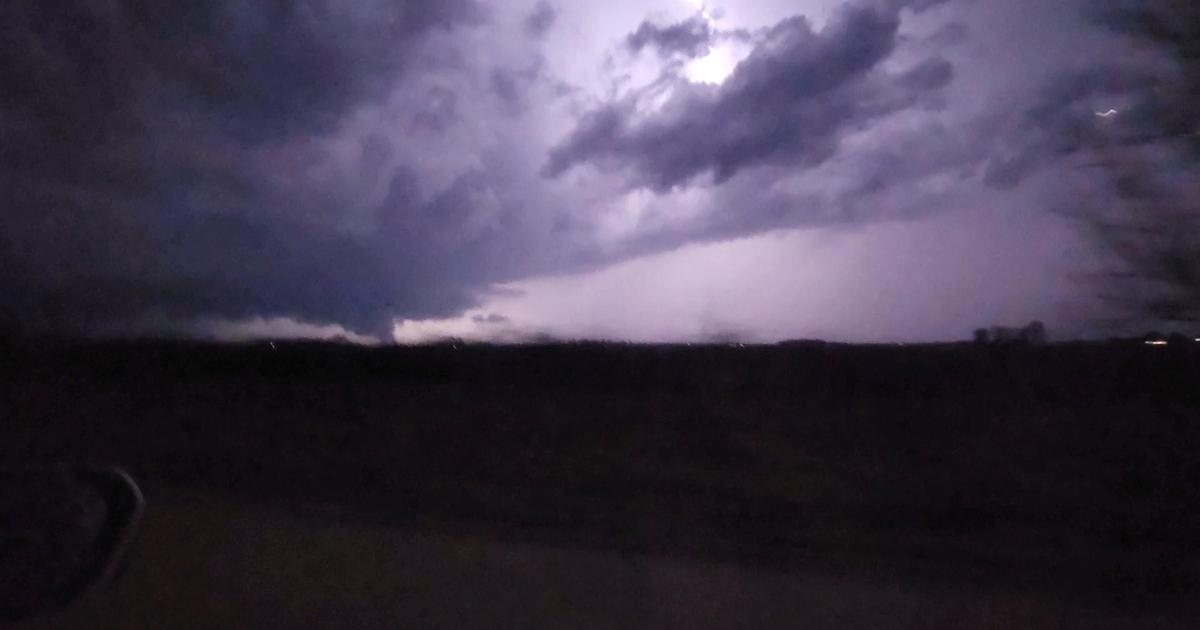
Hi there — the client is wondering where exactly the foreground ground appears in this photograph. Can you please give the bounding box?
[2,339,1199,625]
[18,486,1195,630]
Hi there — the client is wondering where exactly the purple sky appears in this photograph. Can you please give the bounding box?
[0,0,1194,343]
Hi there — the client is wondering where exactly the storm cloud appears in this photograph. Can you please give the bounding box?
[0,0,482,337]
[545,4,954,192]
[0,0,1194,342]
[976,0,1198,193]
[627,17,715,59]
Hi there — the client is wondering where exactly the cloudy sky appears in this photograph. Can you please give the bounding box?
[0,0,1194,343]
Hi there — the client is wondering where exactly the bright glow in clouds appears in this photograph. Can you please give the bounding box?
[394,201,1092,345]
[0,0,1185,345]
[681,0,708,14]
[393,308,535,344]
[243,1,1137,345]
[208,318,379,344]
[680,0,746,85]
[686,44,744,85]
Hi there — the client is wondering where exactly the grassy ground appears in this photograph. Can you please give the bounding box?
[3,338,1199,621]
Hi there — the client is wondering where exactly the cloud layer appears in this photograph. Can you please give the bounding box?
[0,0,1194,340]
[546,4,955,192]
[0,0,481,336]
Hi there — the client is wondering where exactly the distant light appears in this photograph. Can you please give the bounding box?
[269,341,277,350]
[1145,340,1168,346]
[1096,109,1119,118]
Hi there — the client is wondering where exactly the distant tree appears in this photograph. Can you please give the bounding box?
[987,321,1047,346]
[1021,321,1047,345]
[973,328,990,344]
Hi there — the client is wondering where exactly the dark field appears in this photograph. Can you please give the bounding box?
[3,338,1200,621]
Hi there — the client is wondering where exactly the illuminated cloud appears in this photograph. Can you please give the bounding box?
[546,5,954,191]
[0,0,1194,342]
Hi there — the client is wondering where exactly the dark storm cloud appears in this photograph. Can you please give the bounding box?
[0,1,480,144]
[981,67,1159,189]
[896,57,955,91]
[0,0,482,337]
[545,4,955,192]
[491,69,524,116]
[1090,0,1199,150]
[489,58,547,118]
[626,17,714,59]
[4,0,1167,343]
[981,0,1199,192]
[1090,0,1200,65]
[524,1,558,38]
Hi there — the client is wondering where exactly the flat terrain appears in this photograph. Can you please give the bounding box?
[3,339,1199,625]
[18,486,1194,630]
